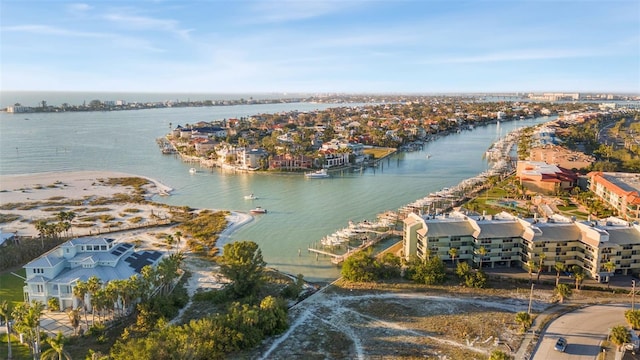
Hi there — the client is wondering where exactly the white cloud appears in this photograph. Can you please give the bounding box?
[67,3,92,12]
[1,24,107,38]
[103,13,193,40]
[421,48,602,65]
[245,0,366,24]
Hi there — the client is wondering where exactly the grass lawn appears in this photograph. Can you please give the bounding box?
[0,333,32,360]
[363,147,396,159]
[0,269,26,306]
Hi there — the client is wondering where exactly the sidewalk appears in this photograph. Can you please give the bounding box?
[514,303,565,360]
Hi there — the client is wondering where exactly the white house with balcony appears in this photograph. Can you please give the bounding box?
[23,237,164,310]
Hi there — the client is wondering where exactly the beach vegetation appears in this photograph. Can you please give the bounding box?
[98,214,115,223]
[127,216,143,224]
[341,249,402,282]
[123,208,141,213]
[0,213,21,223]
[217,240,266,299]
[42,206,68,212]
[178,209,228,255]
[86,207,112,213]
[405,255,447,285]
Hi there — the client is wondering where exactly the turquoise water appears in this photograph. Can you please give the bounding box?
[0,104,553,281]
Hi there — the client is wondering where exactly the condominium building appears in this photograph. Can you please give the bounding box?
[403,210,640,281]
[588,172,640,221]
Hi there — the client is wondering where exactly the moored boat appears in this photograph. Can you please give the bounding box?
[244,193,258,200]
[305,169,330,178]
[250,206,267,214]
[189,167,197,174]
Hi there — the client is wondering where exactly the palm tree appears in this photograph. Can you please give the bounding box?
[554,262,565,286]
[72,280,89,332]
[476,246,487,269]
[40,332,71,360]
[448,247,458,266]
[86,276,102,324]
[12,300,44,359]
[536,253,546,283]
[66,309,80,336]
[526,260,538,285]
[554,284,572,303]
[610,325,631,351]
[572,265,585,290]
[0,300,13,359]
[603,260,616,289]
[515,311,533,333]
[165,234,175,252]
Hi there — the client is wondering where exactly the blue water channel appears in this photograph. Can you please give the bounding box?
[0,104,554,281]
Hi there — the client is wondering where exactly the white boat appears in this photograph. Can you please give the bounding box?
[189,167,197,174]
[305,169,330,178]
[250,206,267,214]
[244,193,258,200]
[425,154,432,159]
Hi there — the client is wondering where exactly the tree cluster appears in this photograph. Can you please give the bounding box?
[340,250,402,282]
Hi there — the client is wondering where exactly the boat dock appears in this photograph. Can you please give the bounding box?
[308,230,401,264]
[309,126,524,264]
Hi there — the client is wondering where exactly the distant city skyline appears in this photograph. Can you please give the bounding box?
[1,0,639,94]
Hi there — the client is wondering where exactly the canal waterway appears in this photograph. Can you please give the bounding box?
[0,103,554,281]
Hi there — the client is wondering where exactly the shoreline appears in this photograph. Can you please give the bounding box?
[0,170,249,240]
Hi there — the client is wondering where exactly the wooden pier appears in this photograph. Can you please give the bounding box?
[308,230,401,265]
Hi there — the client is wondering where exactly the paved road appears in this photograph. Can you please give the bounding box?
[534,303,629,359]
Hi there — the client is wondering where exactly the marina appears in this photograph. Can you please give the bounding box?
[304,168,330,178]
[307,125,522,264]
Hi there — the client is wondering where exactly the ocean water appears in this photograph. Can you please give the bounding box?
[0,97,553,281]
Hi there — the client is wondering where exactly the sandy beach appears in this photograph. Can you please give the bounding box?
[0,170,251,237]
[0,170,253,301]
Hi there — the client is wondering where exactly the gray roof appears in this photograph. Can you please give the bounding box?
[63,237,115,246]
[532,223,582,242]
[425,220,475,237]
[607,227,640,245]
[24,253,66,268]
[476,221,524,239]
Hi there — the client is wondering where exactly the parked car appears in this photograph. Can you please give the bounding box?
[554,337,567,352]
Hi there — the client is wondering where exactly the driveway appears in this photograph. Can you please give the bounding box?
[533,303,630,359]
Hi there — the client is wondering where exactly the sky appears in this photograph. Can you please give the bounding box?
[1,0,639,94]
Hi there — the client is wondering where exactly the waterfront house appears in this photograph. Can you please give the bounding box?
[23,237,163,310]
[269,153,313,170]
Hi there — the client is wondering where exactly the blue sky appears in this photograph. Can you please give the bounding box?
[1,0,639,93]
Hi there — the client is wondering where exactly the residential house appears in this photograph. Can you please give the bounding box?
[23,237,163,310]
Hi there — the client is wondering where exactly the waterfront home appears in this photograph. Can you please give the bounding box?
[23,237,163,310]
[269,153,313,171]
[403,210,640,281]
[241,148,268,170]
